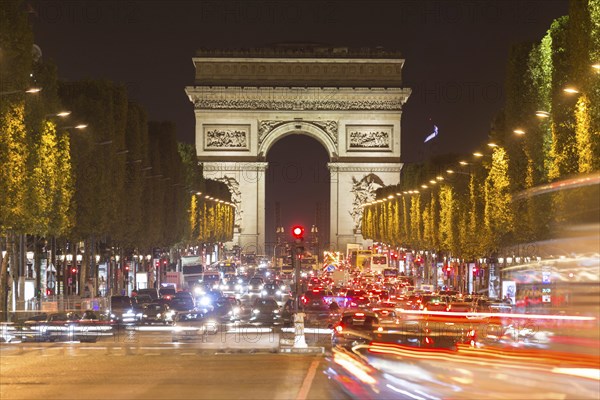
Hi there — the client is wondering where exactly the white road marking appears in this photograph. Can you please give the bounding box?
[296,359,320,400]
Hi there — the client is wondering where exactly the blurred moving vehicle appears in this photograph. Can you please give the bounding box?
[171,312,219,341]
[247,276,265,296]
[140,303,175,325]
[249,297,281,324]
[169,295,196,312]
[331,310,380,349]
[110,295,137,324]
[20,312,101,342]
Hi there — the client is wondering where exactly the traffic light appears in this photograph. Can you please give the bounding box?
[291,225,304,240]
[71,267,77,274]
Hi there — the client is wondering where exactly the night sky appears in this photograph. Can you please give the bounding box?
[31,0,569,248]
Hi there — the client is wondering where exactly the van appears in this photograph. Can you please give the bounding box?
[136,288,159,301]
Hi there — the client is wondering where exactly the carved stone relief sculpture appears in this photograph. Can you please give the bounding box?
[346,125,392,150]
[204,125,250,150]
[349,173,385,230]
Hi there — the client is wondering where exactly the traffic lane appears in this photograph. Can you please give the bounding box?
[0,348,346,400]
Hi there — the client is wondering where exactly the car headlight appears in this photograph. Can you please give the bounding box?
[194,287,204,295]
[261,290,267,296]
[143,314,148,318]
[110,313,116,318]
[273,310,279,314]
[200,297,211,306]
[276,290,282,296]
[253,309,260,314]
[213,284,219,289]
[220,285,228,290]
[233,307,240,314]
[235,284,242,290]
[157,313,161,318]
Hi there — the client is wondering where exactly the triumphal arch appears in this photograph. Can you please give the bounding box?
[185,45,411,253]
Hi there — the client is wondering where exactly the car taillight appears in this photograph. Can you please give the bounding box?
[425,336,433,345]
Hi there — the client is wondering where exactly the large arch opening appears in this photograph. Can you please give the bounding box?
[265,134,330,260]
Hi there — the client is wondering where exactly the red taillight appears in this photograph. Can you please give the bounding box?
[312,289,320,293]
[425,336,433,345]
[354,312,365,317]
[350,302,357,307]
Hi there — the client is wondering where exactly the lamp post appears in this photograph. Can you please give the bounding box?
[0,87,42,96]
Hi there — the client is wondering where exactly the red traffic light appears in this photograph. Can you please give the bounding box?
[291,225,304,240]
[71,268,77,274]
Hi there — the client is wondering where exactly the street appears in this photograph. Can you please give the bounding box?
[1,339,347,400]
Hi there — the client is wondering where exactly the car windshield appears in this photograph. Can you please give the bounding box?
[175,313,204,322]
[111,297,132,307]
[341,314,378,330]
[254,299,277,307]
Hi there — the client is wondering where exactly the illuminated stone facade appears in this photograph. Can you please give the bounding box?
[186,46,411,252]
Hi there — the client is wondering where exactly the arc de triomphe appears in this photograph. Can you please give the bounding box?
[185,46,411,254]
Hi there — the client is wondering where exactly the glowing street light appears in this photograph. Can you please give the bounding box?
[563,87,579,94]
[473,152,484,157]
[459,161,469,166]
[513,129,526,135]
[0,87,42,96]
[487,142,498,147]
[535,110,550,118]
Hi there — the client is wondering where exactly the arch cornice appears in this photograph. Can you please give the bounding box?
[257,120,338,159]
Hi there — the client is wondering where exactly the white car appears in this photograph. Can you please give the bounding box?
[171,312,219,342]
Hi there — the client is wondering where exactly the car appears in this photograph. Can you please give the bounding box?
[261,281,288,301]
[136,288,159,301]
[159,286,177,300]
[301,288,333,313]
[110,295,137,324]
[171,312,219,342]
[21,312,83,342]
[200,271,221,289]
[249,297,281,324]
[170,296,196,312]
[446,301,475,312]
[371,308,400,325]
[194,288,222,313]
[419,295,448,311]
[140,303,175,325]
[331,310,380,349]
[247,276,265,296]
[210,296,241,322]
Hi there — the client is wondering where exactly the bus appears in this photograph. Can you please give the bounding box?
[370,254,389,275]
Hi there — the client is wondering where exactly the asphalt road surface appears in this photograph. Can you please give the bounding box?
[1,329,348,400]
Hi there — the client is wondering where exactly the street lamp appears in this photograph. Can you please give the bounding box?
[0,87,42,96]
[62,124,88,130]
[535,110,551,118]
[513,129,526,135]
[563,87,579,94]
[46,111,71,118]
